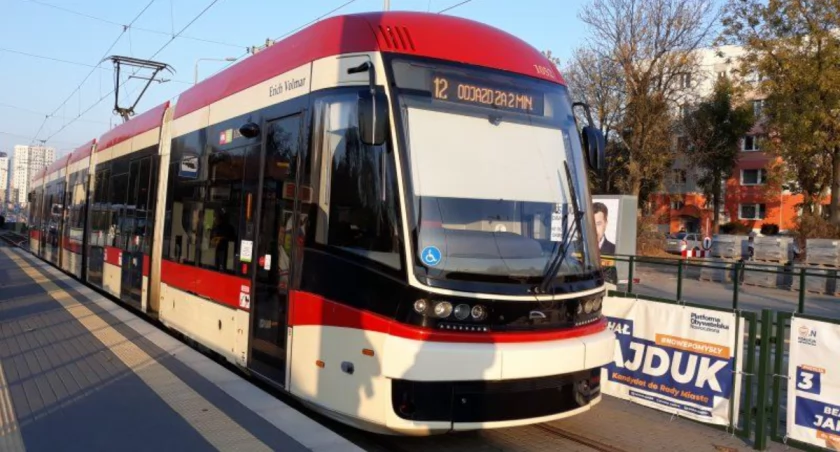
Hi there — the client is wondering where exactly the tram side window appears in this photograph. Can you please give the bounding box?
[198,148,243,274]
[321,95,402,269]
[109,172,128,248]
[30,189,42,228]
[90,169,110,247]
[165,159,201,265]
[136,157,153,254]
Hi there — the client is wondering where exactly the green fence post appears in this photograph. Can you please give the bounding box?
[739,312,758,439]
[754,309,773,450]
[677,258,684,300]
[770,312,788,442]
[627,255,635,294]
[798,267,806,314]
[732,261,742,311]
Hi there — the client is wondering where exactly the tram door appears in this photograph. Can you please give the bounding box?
[249,113,303,384]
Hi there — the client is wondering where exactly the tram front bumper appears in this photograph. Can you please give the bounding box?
[381,327,615,433]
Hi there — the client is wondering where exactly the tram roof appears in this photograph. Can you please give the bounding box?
[69,139,96,165]
[173,11,565,120]
[45,152,73,176]
[70,12,563,161]
[97,101,170,153]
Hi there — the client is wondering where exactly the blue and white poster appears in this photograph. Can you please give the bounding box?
[787,317,840,450]
[601,296,744,426]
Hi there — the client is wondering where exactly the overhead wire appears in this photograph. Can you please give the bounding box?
[43,0,223,143]
[0,46,192,84]
[35,0,360,144]
[19,0,248,50]
[0,131,81,146]
[438,0,474,13]
[29,0,158,145]
[204,0,361,81]
[0,47,112,70]
[0,101,110,125]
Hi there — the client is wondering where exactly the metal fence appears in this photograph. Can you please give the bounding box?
[608,254,838,317]
[604,255,840,451]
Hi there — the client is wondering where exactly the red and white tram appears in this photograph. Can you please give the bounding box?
[26,11,614,435]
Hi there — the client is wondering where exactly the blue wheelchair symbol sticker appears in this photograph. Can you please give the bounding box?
[421,246,442,266]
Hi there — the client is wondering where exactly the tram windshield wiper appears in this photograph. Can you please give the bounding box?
[535,162,582,294]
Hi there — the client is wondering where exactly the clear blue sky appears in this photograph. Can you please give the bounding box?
[0,0,592,156]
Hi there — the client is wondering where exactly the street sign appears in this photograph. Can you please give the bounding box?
[703,236,712,250]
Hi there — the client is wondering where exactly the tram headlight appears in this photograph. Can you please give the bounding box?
[592,297,602,312]
[433,301,453,318]
[583,299,594,314]
[470,305,487,321]
[453,303,471,320]
[413,299,427,314]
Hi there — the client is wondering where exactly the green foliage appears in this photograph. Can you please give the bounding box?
[760,223,780,235]
[575,0,720,205]
[680,76,755,231]
[721,0,840,225]
[719,221,752,234]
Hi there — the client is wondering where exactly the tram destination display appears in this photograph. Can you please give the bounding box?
[430,72,545,115]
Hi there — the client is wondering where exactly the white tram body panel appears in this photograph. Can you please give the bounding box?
[24,11,615,436]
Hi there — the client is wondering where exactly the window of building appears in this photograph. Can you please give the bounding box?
[753,99,764,118]
[741,168,766,185]
[679,73,691,89]
[671,200,685,210]
[316,92,402,269]
[739,203,766,220]
[742,135,760,152]
[677,136,689,153]
[672,169,687,185]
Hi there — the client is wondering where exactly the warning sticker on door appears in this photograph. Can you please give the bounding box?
[239,293,250,310]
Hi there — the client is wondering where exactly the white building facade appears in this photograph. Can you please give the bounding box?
[12,145,55,205]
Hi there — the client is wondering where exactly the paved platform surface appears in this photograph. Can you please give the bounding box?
[0,237,799,452]
[0,242,361,452]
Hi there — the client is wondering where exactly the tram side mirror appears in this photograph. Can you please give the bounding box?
[581,126,605,171]
[357,90,388,146]
[239,122,260,139]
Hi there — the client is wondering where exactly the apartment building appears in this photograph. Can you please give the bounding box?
[0,152,8,207]
[649,45,817,236]
[12,144,55,206]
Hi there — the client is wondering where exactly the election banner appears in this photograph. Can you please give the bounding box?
[787,317,840,450]
[601,296,744,426]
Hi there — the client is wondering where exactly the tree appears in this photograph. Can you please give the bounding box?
[721,0,840,225]
[680,76,754,232]
[563,46,627,194]
[542,50,561,66]
[577,0,720,204]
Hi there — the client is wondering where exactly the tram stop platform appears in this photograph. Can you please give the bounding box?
[0,237,794,452]
[0,241,361,452]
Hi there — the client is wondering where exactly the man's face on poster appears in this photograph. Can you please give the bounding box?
[594,211,607,243]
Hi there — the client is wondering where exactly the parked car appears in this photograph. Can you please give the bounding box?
[665,232,702,254]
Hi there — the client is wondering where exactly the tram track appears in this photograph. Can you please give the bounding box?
[532,423,630,452]
[349,421,633,452]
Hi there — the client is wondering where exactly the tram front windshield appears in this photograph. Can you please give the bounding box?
[391,58,601,285]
